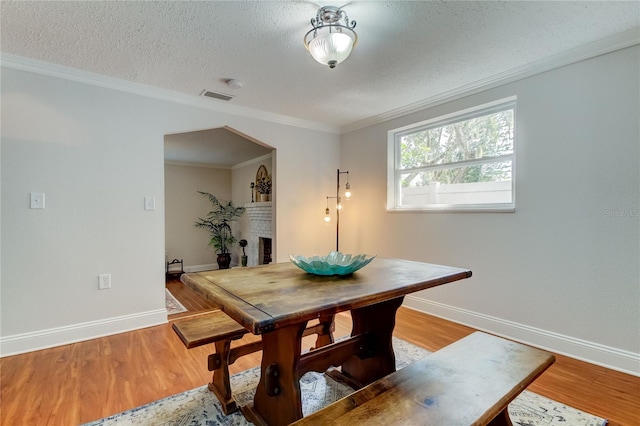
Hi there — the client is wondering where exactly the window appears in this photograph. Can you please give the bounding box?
[387,97,516,212]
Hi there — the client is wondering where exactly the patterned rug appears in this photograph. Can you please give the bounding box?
[84,338,607,426]
[165,289,187,315]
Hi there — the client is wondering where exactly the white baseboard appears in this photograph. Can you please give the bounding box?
[0,309,168,357]
[184,263,216,273]
[403,296,640,377]
[184,263,243,273]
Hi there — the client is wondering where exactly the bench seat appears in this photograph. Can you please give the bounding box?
[292,331,555,425]
[172,310,247,348]
[172,310,252,414]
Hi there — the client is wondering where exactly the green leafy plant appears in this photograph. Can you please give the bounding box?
[194,192,246,256]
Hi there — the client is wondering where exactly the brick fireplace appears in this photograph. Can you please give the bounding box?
[244,201,272,266]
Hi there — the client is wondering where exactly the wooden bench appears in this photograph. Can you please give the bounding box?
[292,331,555,426]
[172,310,335,415]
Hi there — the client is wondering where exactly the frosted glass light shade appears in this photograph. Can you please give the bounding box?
[306,29,357,68]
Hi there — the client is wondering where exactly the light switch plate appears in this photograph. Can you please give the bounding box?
[30,192,45,209]
[144,196,156,211]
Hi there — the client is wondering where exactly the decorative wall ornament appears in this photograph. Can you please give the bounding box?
[255,165,271,202]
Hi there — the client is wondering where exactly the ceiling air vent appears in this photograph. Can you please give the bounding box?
[200,90,234,101]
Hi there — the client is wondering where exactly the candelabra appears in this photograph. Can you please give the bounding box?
[324,169,352,251]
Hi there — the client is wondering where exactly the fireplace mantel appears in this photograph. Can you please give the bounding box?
[245,201,272,220]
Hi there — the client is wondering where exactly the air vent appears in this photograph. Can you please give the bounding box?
[200,90,234,101]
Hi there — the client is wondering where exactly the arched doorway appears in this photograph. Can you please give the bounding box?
[164,126,275,273]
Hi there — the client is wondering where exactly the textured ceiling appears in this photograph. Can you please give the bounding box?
[2,1,639,166]
[3,1,639,129]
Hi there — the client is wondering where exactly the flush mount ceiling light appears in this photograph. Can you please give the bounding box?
[304,6,357,69]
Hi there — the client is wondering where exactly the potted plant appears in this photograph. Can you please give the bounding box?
[194,191,246,269]
[256,174,272,202]
[239,239,248,266]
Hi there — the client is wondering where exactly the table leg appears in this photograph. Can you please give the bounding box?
[341,296,405,386]
[487,408,513,426]
[243,321,308,426]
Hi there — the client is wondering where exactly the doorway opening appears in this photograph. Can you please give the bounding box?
[164,126,275,275]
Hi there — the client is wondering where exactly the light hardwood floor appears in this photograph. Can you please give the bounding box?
[1,280,638,425]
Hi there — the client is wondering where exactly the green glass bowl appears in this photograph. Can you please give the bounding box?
[289,251,376,276]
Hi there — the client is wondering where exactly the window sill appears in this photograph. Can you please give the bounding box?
[387,204,515,213]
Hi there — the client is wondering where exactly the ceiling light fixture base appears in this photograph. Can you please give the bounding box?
[225,79,243,89]
[304,6,358,69]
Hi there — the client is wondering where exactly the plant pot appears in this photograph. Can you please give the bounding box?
[217,253,232,269]
[241,255,248,267]
[259,193,270,202]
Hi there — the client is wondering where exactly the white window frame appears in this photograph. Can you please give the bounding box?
[387,97,516,212]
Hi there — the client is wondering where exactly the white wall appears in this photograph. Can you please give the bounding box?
[5,47,635,375]
[340,46,639,374]
[0,64,340,355]
[164,163,231,269]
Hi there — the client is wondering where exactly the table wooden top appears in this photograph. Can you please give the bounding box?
[182,258,472,334]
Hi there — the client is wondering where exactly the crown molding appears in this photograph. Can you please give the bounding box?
[340,28,640,134]
[164,160,233,170]
[0,53,341,135]
[2,28,638,136]
[232,153,273,170]
[165,153,272,170]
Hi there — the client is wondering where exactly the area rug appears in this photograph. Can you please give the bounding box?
[165,289,187,315]
[84,337,607,426]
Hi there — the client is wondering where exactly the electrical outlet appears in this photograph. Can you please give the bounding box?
[98,274,111,290]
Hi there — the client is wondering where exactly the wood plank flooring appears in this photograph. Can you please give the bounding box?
[166,277,219,319]
[0,279,638,425]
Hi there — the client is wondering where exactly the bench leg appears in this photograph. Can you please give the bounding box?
[487,409,513,426]
[207,339,239,415]
[313,314,335,349]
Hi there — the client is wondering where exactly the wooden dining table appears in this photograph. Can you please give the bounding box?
[181,257,472,426]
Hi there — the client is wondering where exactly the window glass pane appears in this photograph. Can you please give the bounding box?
[399,160,512,206]
[399,109,514,169]
[388,97,516,211]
